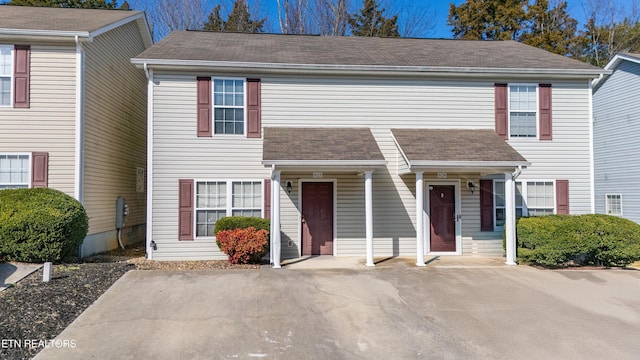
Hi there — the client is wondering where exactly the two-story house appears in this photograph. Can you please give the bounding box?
[133,31,603,267]
[0,6,152,256]
[593,53,640,223]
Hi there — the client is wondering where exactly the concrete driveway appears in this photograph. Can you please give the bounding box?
[35,263,640,359]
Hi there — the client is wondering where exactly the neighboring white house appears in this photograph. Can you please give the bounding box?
[132,31,604,266]
[0,6,152,256]
[593,53,640,223]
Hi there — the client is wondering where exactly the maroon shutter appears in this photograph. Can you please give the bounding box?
[246,78,261,138]
[480,180,494,231]
[495,83,508,139]
[178,179,194,240]
[263,179,271,219]
[539,84,552,140]
[31,152,48,188]
[14,45,30,108]
[196,77,212,137]
[556,180,569,214]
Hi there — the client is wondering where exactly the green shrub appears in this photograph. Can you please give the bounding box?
[0,188,88,263]
[214,216,270,236]
[216,227,269,264]
[515,214,640,267]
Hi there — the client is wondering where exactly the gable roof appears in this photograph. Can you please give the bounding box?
[0,6,152,46]
[592,52,640,89]
[391,129,529,171]
[133,31,603,78]
[262,127,386,167]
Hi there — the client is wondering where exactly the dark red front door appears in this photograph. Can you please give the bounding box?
[302,182,334,255]
[429,185,456,252]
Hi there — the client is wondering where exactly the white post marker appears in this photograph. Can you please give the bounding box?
[43,262,52,282]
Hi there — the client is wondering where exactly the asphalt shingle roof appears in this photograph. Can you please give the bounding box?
[392,129,527,163]
[135,30,599,71]
[263,128,385,161]
[0,5,143,33]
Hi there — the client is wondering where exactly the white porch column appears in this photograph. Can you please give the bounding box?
[415,171,425,266]
[504,172,517,265]
[365,171,374,267]
[272,170,282,268]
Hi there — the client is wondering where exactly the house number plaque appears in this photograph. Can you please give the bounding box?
[437,172,447,179]
[313,171,323,178]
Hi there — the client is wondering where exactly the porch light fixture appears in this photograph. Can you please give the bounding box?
[286,181,292,194]
[467,181,477,194]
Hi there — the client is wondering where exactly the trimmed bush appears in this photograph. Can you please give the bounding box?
[515,214,640,267]
[216,227,269,264]
[0,188,88,263]
[214,216,270,236]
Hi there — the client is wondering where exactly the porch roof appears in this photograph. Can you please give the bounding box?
[391,129,530,173]
[262,127,386,170]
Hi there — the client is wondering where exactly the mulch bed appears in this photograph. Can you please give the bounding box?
[0,246,260,360]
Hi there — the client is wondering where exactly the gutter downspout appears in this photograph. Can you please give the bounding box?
[74,35,85,257]
[588,80,596,213]
[145,63,154,260]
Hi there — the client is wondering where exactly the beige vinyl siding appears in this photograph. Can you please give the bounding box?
[152,73,268,260]
[151,74,592,259]
[507,82,592,214]
[0,44,76,196]
[82,21,148,236]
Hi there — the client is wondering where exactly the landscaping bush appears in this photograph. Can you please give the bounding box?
[216,227,269,264]
[0,188,88,263]
[515,214,640,267]
[214,216,270,236]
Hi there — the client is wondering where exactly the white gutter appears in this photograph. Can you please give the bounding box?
[146,66,154,260]
[74,35,85,203]
[133,59,609,79]
[409,160,530,168]
[0,28,90,38]
[262,160,387,167]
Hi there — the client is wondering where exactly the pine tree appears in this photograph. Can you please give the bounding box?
[521,0,578,57]
[202,0,265,33]
[348,0,399,37]
[447,0,528,40]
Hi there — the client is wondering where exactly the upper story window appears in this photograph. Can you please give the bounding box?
[0,45,12,107]
[606,194,622,215]
[213,79,245,135]
[509,85,537,138]
[0,154,29,189]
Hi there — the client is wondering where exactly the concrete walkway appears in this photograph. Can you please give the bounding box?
[0,262,42,291]
[35,263,640,359]
[280,255,508,269]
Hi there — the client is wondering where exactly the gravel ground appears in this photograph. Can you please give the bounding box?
[0,246,260,360]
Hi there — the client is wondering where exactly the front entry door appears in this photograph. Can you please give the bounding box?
[302,182,334,255]
[429,185,456,252]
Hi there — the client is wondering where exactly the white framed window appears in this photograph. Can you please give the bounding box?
[494,180,524,228]
[213,78,245,135]
[605,194,622,215]
[493,180,554,230]
[195,180,262,238]
[0,45,13,107]
[509,84,537,138]
[0,154,29,189]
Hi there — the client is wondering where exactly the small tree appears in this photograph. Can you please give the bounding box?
[202,0,266,33]
[349,0,399,37]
